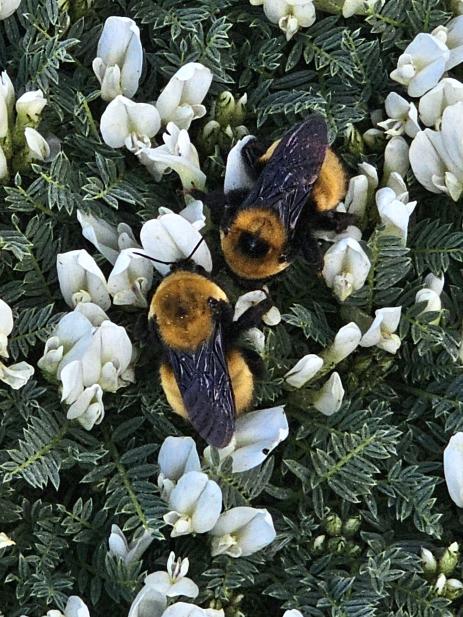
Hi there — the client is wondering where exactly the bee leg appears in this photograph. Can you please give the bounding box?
[300,234,323,272]
[239,346,265,379]
[188,188,250,226]
[233,297,274,334]
[311,211,356,233]
[241,137,270,174]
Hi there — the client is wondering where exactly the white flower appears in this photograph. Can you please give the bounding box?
[444,433,463,507]
[162,604,224,617]
[419,78,463,128]
[107,250,153,308]
[360,307,402,354]
[48,597,90,617]
[390,33,449,97]
[224,134,257,194]
[312,372,345,416]
[15,89,47,124]
[415,288,442,324]
[0,0,21,20]
[138,122,206,190]
[158,436,201,500]
[0,299,34,389]
[157,199,207,232]
[285,354,323,388]
[140,212,212,276]
[0,298,13,358]
[350,162,379,212]
[410,101,463,201]
[383,135,410,182]
[263,0,316,41]
[204,406,289,473]
[323,322,362,364]
[156,63,213,130]
[433,16,463,71]
[142,552,199,599]
[92,16,143,101]
[234,289,280,326]
[0,71,15,123]
[77,211,138,265]
[24,127,50,161]
[66,383,105,430]
[164,471,222,537]
[322,238,371,302]
[378,92,420,138]
[283,611,304,617]
[210,507,276,557]
[108,525,154,564]
[0,361,34,389]
[100,96,161,151]
[424,272,445,295]
[128,587,167,617]
[0,532,15,548]
[57,249,111,310]
[375,187,417,242]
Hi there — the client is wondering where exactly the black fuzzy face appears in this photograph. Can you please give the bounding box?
[237,232,270,258]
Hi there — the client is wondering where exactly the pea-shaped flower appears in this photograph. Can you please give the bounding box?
[57,249,111,310]
[142,552,199,599]
[322,238,371,302]
[210,507,276,557]
[100,96,161,151]
[390,33,449,97]
[312,372,345,416]
[419,78,463,128]
[108,525,154,564]
[262,0,316,41]
[107,249,153,308]
[163,471,222,537]
[156,63,213,130]
[92,16,143,101]
[204,406,289,473]
[360,307,402,354]
[158,436,201,500]
[285,354,324,388]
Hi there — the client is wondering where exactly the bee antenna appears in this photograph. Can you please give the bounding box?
[132,237,205,266]
[132,252,174,266]
[186,236,205,261]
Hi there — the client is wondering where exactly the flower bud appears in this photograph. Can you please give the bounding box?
[15,90,47,127]
[215,91,236,127]
[312,534,326,553]
[343,516,361,538]
[200,120,221,153]
[435,573,447,595]
[439,542,459,576]
[327,536,346,553]
[445,578,463,600]
[363,128,386,152]
[323,513,343,537]
[344,123,364,156]
[421,547,437,577]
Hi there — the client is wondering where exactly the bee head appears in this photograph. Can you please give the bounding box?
[237,231,270,258]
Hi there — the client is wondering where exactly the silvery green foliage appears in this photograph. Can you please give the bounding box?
[1,1,463,617]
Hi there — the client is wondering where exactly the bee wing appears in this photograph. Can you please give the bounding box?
[165,321,236,448]
[243,115,329,235]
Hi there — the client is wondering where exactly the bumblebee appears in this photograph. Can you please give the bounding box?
[197,115,352,284]
[140,244,271,448]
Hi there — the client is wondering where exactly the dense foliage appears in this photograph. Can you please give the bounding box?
[2,1,463,616]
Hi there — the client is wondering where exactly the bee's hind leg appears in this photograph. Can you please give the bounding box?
[311,210,356,233]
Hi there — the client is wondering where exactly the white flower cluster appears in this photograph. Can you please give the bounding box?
[383,15,463,201]
[157,420,287,550]
[38,302,134,430]
[0,299,34,389]
[93,16,212,193]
